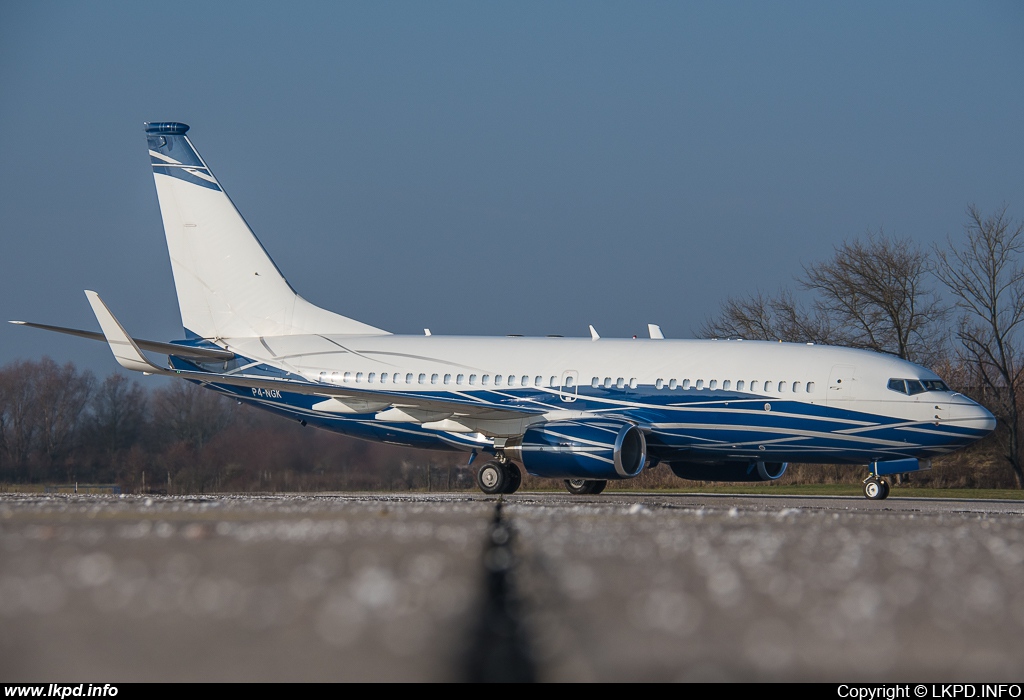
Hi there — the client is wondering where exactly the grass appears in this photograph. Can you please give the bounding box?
[603,482,1024,499]
[2,482,1022,500]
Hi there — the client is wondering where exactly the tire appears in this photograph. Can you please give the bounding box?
[564,478,590,495]
[477,461,507,495]
[864,479,884,500]
[502,463,522,494]
[879,479,891,500]
[563,478,607,495]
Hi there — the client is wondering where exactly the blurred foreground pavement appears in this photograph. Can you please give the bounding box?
[1,492,1023,681]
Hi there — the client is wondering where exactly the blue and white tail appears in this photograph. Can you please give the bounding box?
[145,122,388,340]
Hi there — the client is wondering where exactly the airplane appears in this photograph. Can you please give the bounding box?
[12,122,996,500]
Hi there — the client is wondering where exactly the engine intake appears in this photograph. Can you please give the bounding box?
[670,460,788,482]
[505,419,647,480]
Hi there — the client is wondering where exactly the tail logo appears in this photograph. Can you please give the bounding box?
[145,122,222,192]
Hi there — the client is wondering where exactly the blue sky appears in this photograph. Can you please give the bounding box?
[2,1,1022,376]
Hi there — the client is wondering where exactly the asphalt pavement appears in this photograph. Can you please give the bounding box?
[1,491,1022,681]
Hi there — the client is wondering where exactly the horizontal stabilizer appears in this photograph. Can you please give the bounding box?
[8,320,235,361]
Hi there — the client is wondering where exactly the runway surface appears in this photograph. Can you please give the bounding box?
[2,491,1023,681]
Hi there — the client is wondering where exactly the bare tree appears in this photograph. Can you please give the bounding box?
[86,373,148,454]
[35,358,94,464]
[698,288,835,343]
[152,380,234,450]
[803,229,947,363]
[935,205,1024,488]
[0,360,43,470]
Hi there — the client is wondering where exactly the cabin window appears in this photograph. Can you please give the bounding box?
[923,379,950,392]
[722,380,731,390]
[592,377,600,388]
[456,373,464,385]
[444,374,451,385]
[368,372,376,383]
[616,378,625,389]
[806,381,815,392]
[565,376,575,387]
[356,372,364,383]
[508,375,517,386]
[764,381,773,391]
[777,381,785,392]
[482,375,491,385]
[549,376,557,387]
[709,379,718,390]
[418,373,426,384]
[629,378,637,389]
[521,375,529,386]
[681,379,691,390]
[431,373,439,385]
[792,381,800,392]
[343,372,352,382]
[695,379,704,390]
[603,377,612,388]
[535,376,543,386]
[736,380,744,390]
[750,380,759,392]
[668,379,677,389]
[492,375,502,386]
[403,373,411,384]
[381,372,389,383]
[469,374,477,385]
[656,378,664,389]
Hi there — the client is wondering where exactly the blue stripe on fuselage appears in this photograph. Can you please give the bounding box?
[177,368,985,463]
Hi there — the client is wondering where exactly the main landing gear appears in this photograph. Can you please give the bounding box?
[563,478,607,495]
[863,476,891,500]
[477,459,523,495]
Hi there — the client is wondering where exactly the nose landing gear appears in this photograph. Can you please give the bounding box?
[863,476,891,500]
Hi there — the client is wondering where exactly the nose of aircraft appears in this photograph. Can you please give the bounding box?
[949,399,997,434]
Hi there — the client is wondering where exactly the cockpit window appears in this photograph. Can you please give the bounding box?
[905,380,926,395]
[888,378,950,395]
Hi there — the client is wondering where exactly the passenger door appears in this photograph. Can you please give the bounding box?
[826,364,857,406]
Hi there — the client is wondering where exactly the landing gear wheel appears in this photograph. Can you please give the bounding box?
[477,461,507,495]
[864,478,889,500]
[564,479,608,495]
[501,462,522,495]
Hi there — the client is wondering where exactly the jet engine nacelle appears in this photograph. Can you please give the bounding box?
[669,460,788,482]
[505,419,647,480]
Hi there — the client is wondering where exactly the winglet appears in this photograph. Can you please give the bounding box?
[648,324,664,340]
[84,291,166,374]
[589,325,600,340]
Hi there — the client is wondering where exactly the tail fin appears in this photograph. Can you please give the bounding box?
[145,122,388,339]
